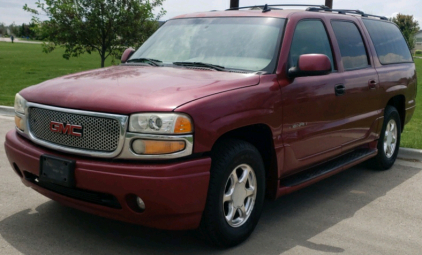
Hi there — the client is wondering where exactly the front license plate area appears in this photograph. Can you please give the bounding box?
[39,155,76,187]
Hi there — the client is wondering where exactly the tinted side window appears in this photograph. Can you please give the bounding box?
[331,21,369,70]
[362,19,413,64]
[290,20,334,70]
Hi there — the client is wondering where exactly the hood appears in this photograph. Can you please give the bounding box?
[20,65,260,114]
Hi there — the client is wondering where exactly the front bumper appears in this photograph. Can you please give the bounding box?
[4,130,211,230]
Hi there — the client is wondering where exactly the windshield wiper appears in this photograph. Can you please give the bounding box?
[126,58,163,66]
[173,62,226,71]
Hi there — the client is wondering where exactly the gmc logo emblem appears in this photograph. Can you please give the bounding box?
[50,121,83,137]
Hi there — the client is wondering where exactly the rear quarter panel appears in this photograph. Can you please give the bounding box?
[357,18,417,127]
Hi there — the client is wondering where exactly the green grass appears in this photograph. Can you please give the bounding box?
[0,42,113,106]
[400,58,422,149]
[1,42,422,148]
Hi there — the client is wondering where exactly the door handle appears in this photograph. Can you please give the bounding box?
[368,80,377,89]
[335,84,345,96]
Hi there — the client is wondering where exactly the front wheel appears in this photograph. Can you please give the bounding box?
[371,106,401,170]
[200,139,265,247]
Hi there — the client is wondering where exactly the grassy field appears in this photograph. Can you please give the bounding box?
[401,58,422,149]
[0,42,421,148]
[0,42,113,106]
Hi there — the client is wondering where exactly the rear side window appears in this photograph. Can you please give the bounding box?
[289,20,335,70]
[331,21,369,70]
[362,19,413,64]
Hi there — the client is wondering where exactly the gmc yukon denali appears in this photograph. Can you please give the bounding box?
[4,4,417,247]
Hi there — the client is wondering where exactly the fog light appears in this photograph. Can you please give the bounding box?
[15,116,24,131]
[131,139,186,155]
[136,197,146,211]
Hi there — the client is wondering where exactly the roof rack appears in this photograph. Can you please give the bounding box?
[226,4,328,12]
[307,7,388,20]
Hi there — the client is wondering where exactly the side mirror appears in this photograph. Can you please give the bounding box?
[121,48,135,63]
[288,54,332,78]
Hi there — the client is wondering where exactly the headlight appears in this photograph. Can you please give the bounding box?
[129,113,193,134]
[14,93,27,114]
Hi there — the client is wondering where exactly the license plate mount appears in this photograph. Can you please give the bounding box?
[39,155,76,188]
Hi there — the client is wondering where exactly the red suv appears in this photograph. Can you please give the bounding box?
[5,4,417,247]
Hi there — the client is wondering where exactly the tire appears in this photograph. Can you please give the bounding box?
[200,139,266,247]
[370,106,401,170]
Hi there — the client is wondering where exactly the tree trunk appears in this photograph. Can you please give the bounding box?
[325,0,333,9]
[101,57,105,68]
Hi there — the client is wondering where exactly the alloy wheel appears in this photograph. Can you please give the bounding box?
[223,164,257,228]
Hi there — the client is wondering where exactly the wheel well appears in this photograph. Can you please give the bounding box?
[387,95,405,132]
[212,124,278,196]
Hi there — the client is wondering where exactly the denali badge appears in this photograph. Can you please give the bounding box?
[50,121,83,137]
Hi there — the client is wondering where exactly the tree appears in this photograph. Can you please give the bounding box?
[24,0,166,67]
[391,13,420,51]
[0,23,6,36]
[9,22,20,36]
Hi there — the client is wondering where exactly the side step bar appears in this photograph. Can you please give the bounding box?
[277,149,377,196]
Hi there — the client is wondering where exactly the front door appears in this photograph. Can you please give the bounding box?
[282,19,347,174]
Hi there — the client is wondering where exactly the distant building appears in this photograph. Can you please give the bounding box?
[415,30,422,51]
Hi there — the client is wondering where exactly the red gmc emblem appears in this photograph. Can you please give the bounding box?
[50,121,83,137]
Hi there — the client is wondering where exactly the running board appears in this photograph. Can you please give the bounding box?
[279,149,377,189]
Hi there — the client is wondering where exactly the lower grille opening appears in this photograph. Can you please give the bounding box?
[24,171,121,209]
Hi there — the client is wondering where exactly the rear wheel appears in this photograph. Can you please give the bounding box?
[200,139,265,247]
[371,106,401,170]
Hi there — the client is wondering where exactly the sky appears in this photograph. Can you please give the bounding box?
[1,0,421,26]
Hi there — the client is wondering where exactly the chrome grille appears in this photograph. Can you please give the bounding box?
[28,107,121,152]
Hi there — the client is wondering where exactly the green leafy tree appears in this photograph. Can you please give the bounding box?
[24,0,166,67]
[28,22,42,40]
[0,23,6,36]
[9,22,20,36]
[391,13,420,50]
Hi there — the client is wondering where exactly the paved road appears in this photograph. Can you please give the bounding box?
[1,115,421,254]
[0,38,42,44]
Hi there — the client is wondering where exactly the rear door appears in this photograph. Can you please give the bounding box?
[329,19,382,151]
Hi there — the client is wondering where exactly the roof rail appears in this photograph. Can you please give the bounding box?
[307,7,388,20]
[226,4,328,12]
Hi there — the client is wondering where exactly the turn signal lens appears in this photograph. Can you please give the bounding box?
[174,116,193,134]
[15,116,24,131]
[132,139,186,155]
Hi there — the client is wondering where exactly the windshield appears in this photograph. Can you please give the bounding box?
[129,17,286,72]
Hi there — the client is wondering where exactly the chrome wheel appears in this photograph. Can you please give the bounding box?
[384,119,397,158]
[223,164,257,228]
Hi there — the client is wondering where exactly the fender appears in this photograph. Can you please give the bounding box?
[174,75,283,154]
